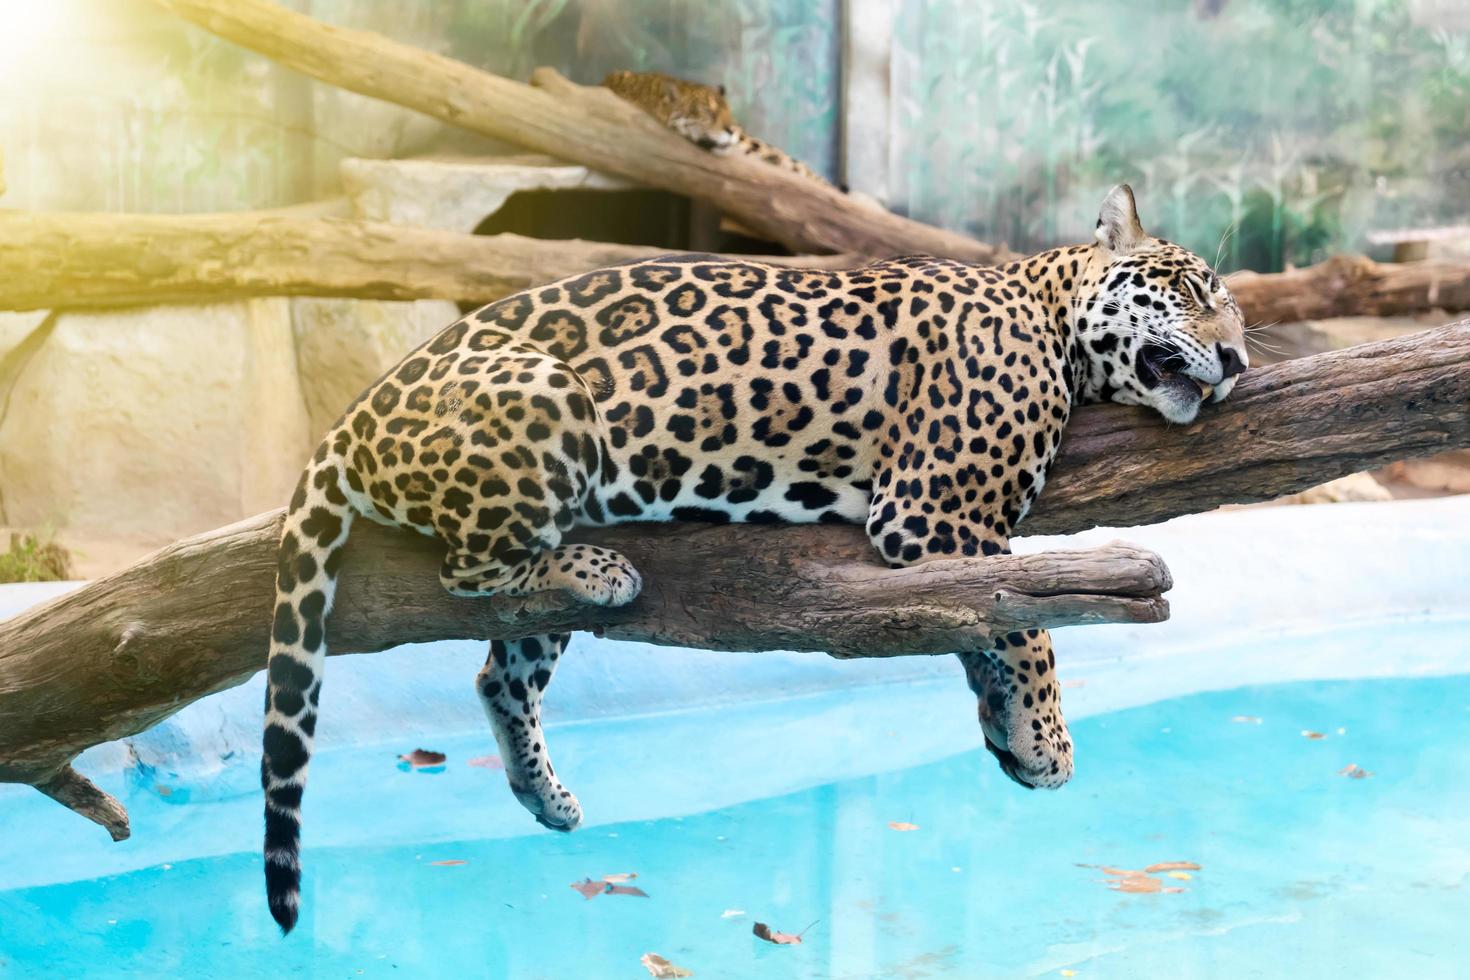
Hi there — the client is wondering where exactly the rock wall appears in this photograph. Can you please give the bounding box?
[0,156,647,574]
[0,296,455,575]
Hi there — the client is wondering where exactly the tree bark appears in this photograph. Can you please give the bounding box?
[5,210,1469,332]
[145,0,1003,263]
[1225,253,1470,326]
[0,211,863,313]
[3,322,1467,836]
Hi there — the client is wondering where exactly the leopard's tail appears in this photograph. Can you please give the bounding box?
[262,452,357,935]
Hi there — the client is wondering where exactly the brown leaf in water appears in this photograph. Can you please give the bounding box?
[571,878,605,899]
[1109,874,1164,894]
[398,748,447,768]
[430,859,467,867]
[1338,763,1374,779]
[1301,730,1327,740]
[888,821,920,832]
[753,922,803,945]
[641,953,693,978]
[1080,862,1196,895]
[571,874,648,899]
[467,754,504,770]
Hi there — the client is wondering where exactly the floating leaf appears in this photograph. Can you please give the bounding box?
[1166,871,1192,880]
[1108,873,1165,893]
[571,878,605,900]
[1231,715,1262,724]
[1060,971,1078,977]
[1080,862,1196,895]
[641,953,693,978]
[721,909,746,918]
[571,874,649,900]
[753,922,803,945]
[430,859,467,867]
[1338,763,1374,779]
[467,755,504,770]
[398,749,447,771]
[888,821,920,832]
[1301,730,1326,740]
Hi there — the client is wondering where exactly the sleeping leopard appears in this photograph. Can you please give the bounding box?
[262,185,1247,932]
[602,69,841,191]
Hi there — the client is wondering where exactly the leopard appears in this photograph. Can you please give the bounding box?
[261,184,1247,932]
[602,69,842,191]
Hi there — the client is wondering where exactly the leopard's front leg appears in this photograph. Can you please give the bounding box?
[866,461,1074,789]
[475,633,583,831]
[958,630,1073,789]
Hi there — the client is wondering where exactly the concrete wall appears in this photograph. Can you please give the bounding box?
[0,297,456,573]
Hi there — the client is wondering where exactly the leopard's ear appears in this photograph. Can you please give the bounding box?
[716,83,726,96]
[1095,184,1146,254]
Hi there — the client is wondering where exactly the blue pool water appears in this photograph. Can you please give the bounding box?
[3,674,1469,978]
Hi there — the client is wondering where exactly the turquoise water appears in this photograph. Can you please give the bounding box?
[3,674,1469,978]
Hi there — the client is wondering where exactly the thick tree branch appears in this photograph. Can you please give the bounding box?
[1032,321,1470,531]
[1226,253,1470,326]
[2,323,1466,837]
[0,211,863,312]
[146,0,1002,262]
[4,210,1467,331]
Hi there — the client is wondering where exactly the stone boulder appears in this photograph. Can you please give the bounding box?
[0,301,310,569]
[290,297,460,441]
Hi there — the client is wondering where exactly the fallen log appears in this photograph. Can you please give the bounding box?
[3,322,1467,838]
[0,211,864,312]
[5,210,1468,333]
[146,0,1002,262]
[1226,253,1470,326]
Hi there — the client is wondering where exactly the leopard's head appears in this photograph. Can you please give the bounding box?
[669,80,738,151]
[1073,185,1248,424]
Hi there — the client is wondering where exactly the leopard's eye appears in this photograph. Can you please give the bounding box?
[1182,274,1214,310]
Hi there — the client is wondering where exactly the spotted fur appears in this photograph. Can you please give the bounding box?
[262,185,1246,932]
[602,69,839,189]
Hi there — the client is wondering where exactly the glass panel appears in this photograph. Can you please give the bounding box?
[891,0,1470,271]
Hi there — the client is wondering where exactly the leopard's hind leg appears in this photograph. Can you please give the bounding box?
[418,353,639,828]
[475,632,581,830]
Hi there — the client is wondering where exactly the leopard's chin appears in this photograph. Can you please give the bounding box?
[1151,372,1207,424]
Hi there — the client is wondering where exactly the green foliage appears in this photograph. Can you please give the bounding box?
[892,0,1470,272]
[0,531,73,584]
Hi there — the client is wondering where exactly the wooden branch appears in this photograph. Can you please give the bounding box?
[6,210,1470,333]
[1031,321,1470,531]
[1226,254,1470,325]
[0,524,1167,788]
[3,323,1466,836]
[0,211,863,312]
[146,0,1003,262]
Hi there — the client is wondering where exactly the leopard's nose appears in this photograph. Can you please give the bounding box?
[1217,343,1247,379]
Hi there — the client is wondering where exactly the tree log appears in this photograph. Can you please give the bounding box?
[145,0,1002,262]
[1226,253,1470,326]
[0,211,864,312]
[3,322,1466,836]
[4,210,1469,332]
